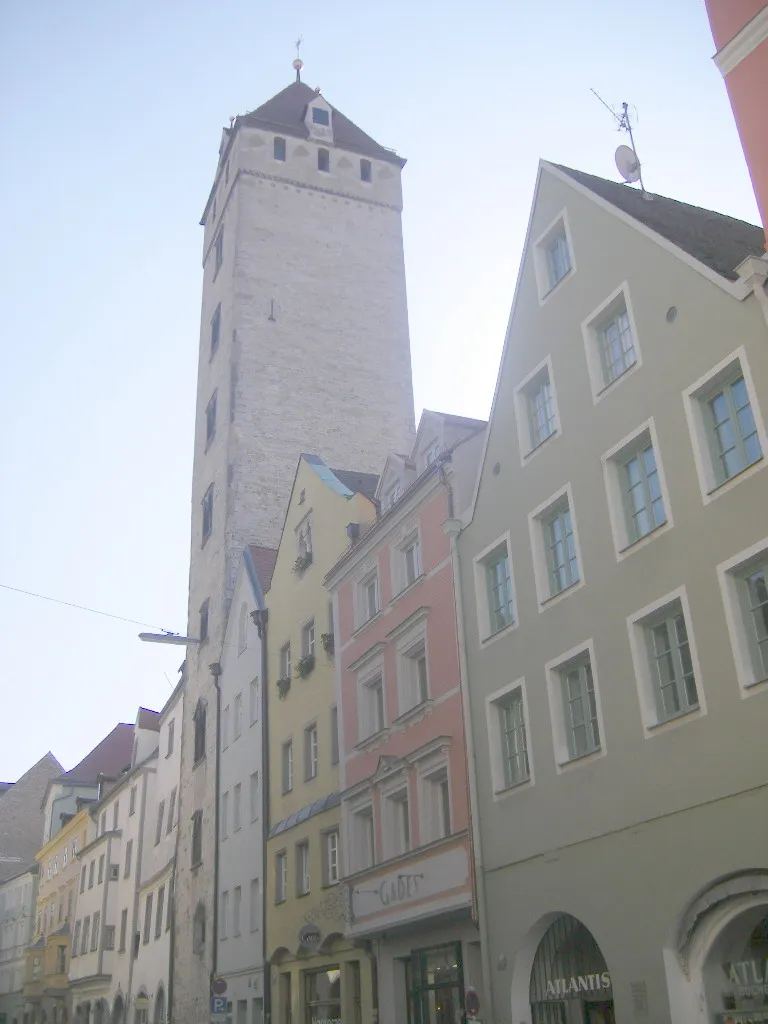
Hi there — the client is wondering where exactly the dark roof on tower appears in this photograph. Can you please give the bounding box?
[331,469,380,500]
[555,165,765,281]
[236,81,405,167]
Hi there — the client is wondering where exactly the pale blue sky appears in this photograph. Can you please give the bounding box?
[0,0,759,780]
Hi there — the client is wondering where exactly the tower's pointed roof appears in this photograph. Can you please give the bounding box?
[235,80,405,167]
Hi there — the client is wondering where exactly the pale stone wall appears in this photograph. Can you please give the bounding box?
[174,102,415,1024]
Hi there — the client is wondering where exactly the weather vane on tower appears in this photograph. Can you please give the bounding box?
[293,36,304,82]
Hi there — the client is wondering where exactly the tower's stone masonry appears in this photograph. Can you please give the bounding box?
[173,80,415,1023]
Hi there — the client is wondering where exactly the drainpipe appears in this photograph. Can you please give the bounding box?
[127,772,149,1012]
[441,468,496,1024]
[209,662,223,991]
[251,608,270,1024]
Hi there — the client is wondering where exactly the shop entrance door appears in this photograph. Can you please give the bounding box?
[407,943,465,1024]
[585,1001,615,1024]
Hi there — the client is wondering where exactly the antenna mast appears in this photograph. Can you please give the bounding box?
[590,90,649,196]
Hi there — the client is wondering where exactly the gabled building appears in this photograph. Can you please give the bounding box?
[175,68,416,1024]
[326,411,486,1024]
[214,545,275,1024]
[264,456,378,1024]
[0,755,63,885]
[0,865,39,1024]
[455,161,768,1024]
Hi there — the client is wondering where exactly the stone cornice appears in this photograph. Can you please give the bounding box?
[714,5,768,75]
[241,167,402,212]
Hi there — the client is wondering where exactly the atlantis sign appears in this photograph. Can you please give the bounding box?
[545,973,612,999]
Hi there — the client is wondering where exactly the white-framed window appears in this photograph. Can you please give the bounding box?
[420,765,451,843]
[305,723,319,780]
[359,670,385,740]
[601,420,672,557]
[424,439,441,469]
[302,619,315,657]
[545,641,605,770]
[275,852,287,903]
[718,539,768,694]
[282,740,293,793]
[218,890,228,940]
[485,680,532,794]
[397,634,429,715]
[384,481,401,510]
[250,771,260,821]
[399,532,421,592]
[233,885,241,936]
[167,786,177,834]
[250,677,259,726]
[350,804,375,872]
[627,588,705,735]
[221,705,230,750]
[221,791,229,840]
[297,516,313,563]
[683,347,766,502]
[383,786,410,858]
[249,878,260,931]
[323,830,339,885]
[529,485,584,608]
[234,693,243,739]
[473,535,517,642]
[581,282,641,400]
[357,570,380,625]
[296,841,310,895]
[513,355,560,462]
[233,783,241,831]
[280,643,291,681]
[533,209,575,300]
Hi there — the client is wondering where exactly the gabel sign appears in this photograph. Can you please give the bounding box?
[545,972,611,999]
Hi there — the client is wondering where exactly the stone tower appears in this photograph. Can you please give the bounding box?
[173,75,415,1023]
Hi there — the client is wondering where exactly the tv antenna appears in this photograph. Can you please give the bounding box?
[590,90,649,196]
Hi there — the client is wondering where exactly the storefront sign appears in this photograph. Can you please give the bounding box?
[544,973,612,999]
[725,960,768,999]
[298,923,322,949]
[351,844,469,923]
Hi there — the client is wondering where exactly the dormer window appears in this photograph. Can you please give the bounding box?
[312,107,330,126]
[425,441,441,467]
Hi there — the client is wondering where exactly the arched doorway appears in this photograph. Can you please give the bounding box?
[528,914,614,1024]
[111,994,124,1024]
[153,988,165,1024]
[702,907,768,1021]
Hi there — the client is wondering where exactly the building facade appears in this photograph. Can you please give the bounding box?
[327,412,486,1024]
[456,161,768,1024]
[0,755,63,886]
[215,546,274,1024]
[0,867,38,1024]
[704,0,768,243]
[265,456,379,1024]
[175,72,415,1023]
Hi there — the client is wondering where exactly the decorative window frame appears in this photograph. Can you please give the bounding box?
[580,281,642,403]
[390,520,423,598]
[717,536,768,697]
[379,774,411,860]
[528,483,585,611]
[472,531,518,647]
[354,649,387,744]
[513,355,561,465]
[346,795,376,874]
[392,609,431,719]
[484,677,534,798]
[626,585,707,737]
[533,208,576,303]
[682,346,767,504]
[355,563,381,629]
[601,418,673,560]
[416,754,452,843]
[544,639,606,773]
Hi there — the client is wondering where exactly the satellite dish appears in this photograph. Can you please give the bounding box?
[615,144,641,183]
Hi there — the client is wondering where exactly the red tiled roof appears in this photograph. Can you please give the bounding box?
[137,708,160,732]
[63,724,134,783]
[247,545,278,594]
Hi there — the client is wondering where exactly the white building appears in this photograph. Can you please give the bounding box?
[215,547,274,1024]
[175,67,416,1024]
[0,867,38,1024]
[68,694,182,1024]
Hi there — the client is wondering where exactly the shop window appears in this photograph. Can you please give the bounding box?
[407,944,464,1024]
[305,967,340,1024]
[528,914,613,1023]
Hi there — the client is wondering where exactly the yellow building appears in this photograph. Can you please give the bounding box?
[24,809,90,1024]
[265,456,378,1024]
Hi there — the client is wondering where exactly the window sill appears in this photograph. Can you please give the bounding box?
[646,704,701,735]
[539,578,584,612]
[556,746,603,773]
[704,455,765,505]
[539,266,573,304]
[523,429,559,464]
[743,675,768,691]
[390,574,425,606]
[593,360,640,404]
[355,728,388,752]
[274,898,286,906]
[296,890,311,899]
[493,775,531,800]
[321,880,340,890]
[616,519,671,561]
[480,619,518,649]
[352,610,382,638]
[393,700,433,728]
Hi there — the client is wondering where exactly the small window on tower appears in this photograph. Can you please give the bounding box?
[274,137,286,161]
[318,149,330,173]
[205,391,217,447]
[202,485,213,545]
[360,159,372,183]
[199,601,210,645]
[312,108,330,126]
[210,304,221,358]
[215,228,224,274]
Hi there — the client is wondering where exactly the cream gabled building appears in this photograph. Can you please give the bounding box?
[176,70,415,1024]
[456,162,768,1024]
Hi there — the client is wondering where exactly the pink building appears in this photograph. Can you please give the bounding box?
[704,0,768,244]
[325,411,487,1024]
